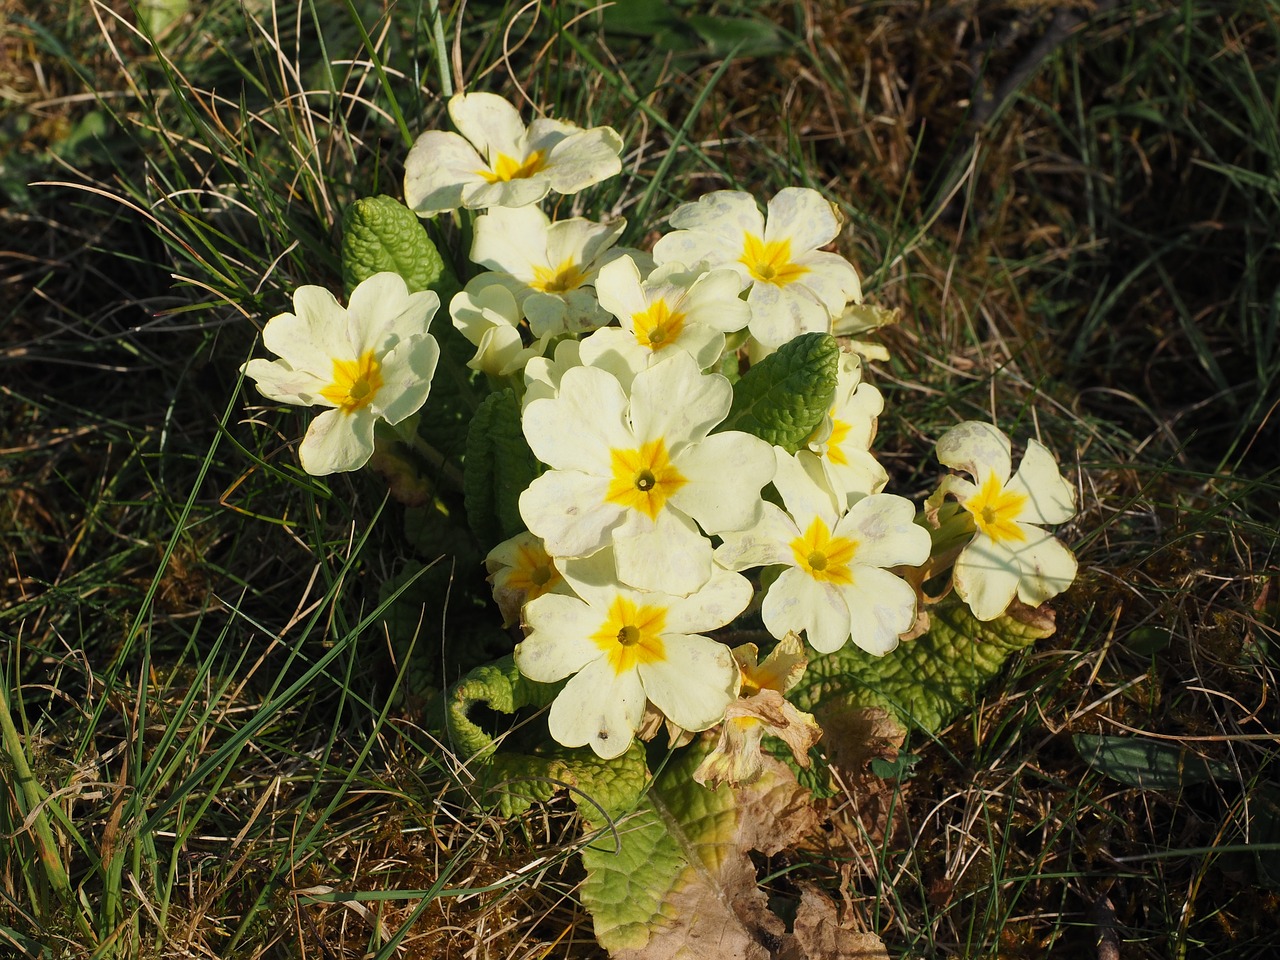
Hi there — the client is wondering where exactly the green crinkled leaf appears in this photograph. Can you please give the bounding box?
[443,655,559,760]
[341,194,454,296]
[717,332,838,453]
[580,746,824,957]
[581,746,743,951]
[1073,734,1238,791]
[464,390,540,547]
[789,600,1056,735]
[483,742,650,819]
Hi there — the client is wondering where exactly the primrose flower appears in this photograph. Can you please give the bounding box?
[485,531,571,628]
[716,448,930,654]
[930,421,1077,621]
[652,188,862,349]
[806,352,889,501]
[470,206,637,337]
[694,632,822,788]
[449,281,541,378]
[580,256,750,388]
[515,551,749,759]
[241,273,440,476]
[403,91,623,217]
[519,351,775,596]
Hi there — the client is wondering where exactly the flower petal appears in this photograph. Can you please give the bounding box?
[522,365,632,472]
[714,503,800,571]
[519,469,621,558]
[667,431,775,534]
[515,593,606,681]
[936,421,1013,484]
[746,281,831,348]
[613,508,714,595]
[471,206,551,279]
[262,287,349,375]
[1006,438,1076,526]
[840,566,919,655]
[683,268,751,333]
[762,567,852,653]
[628,352,731,449]
[763,187,842,252]
[637,633,738,731]
[835,493,930,569]
[242,357,331,407]
[371,334,440,425]
[544,216,627,275]
[403,130,488,217]
[1012,527,1078,608]
[668,190,764,239]
[548,658,647,758]
[952,534,1021,621]
[544,127,624,193]
[665,566,754,634]
[459,176,551,211]
[771,448,842,530]
[790,250,861,313]
[297,406,377,475]
[448,92,526,164]
[594,254,648,323]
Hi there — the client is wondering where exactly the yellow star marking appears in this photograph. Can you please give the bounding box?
[824,419,852,465]
[605,438,687,521]
[739,234,810,287]
[478,149,547,183]
[590,595,668,674]
[530,257,587,293]
[963,473,1028,543]
[502,539,562,602]
[631,299,686,351]
[320,350,383,413]
[789,516,857,585]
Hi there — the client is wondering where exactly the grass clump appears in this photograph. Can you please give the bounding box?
[3,0,1278,957]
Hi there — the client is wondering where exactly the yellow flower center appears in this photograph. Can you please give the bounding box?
[963,472,1028,544]
[530,257,587,294]
[632,299,686,351]
[590,595,668,675]
[504,540,562,600]
[789,516,857,585]
[478,149,547,184]
[824,419,851,465]
[319,349,383,413]
[739,234,809,287]
[605,438,687,521]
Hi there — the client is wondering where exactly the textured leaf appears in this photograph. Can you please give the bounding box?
[464,390,540,547]
[717,333,838,453]
[341,194,454,296]
[1074,734,1238,791]
[442,655,560,760]
[581,745,825,958]
[788,599,1056,735]
[485,742,650,819]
